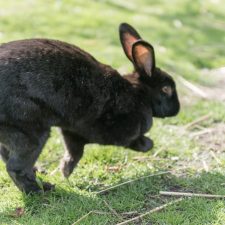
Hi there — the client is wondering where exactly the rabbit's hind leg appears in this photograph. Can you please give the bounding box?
[0,127,53,194]
[0,144,9,162]
[60,129,87,178]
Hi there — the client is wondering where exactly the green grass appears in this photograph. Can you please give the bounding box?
[0,0,225,224]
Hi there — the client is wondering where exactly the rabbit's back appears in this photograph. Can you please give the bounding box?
[0,39,117,127]
[0,39,101,80]
[0,39,97,62]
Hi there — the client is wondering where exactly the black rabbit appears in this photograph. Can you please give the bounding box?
[0,23,179,193]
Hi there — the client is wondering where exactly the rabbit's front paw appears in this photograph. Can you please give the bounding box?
[129,136,153,152]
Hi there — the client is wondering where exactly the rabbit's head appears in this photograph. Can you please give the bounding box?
[119,23,180,118]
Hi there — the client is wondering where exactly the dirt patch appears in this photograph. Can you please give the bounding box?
[195,123,225,153]
[184,123,225,171]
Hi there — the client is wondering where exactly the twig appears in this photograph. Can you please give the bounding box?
[132,156,150,162]
[210,151,222,165]
[121,211,138,216]
[96,171,170,194]
[96,166,193,195]
[153,148,164,157]
[184,114,211,129]
[103,200,123,221]
[115,198,183,225]
[177,76,209,99]
[190,128,213,138]
[71,210,112,225]
[194,124,205,130]
[50,166,60,176]
[202,160,209,172]
[72,211,93,225]
[160,191,225,199]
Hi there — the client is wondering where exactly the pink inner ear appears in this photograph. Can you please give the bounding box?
[124,34,140,60]
[134,45,153,76]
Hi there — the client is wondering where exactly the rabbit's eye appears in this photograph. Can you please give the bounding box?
[161,86,172,97]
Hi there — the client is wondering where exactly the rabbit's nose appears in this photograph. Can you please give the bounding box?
[162,86,172,97]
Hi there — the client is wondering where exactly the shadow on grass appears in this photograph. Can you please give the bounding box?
[0,187,106,225]
[89,170,225,224]
[0,170,225,224]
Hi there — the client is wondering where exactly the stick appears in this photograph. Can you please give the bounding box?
[202,160,209,172]
[72,211,93,225]
[96,171,170,194]
[116,198,183,225]
[121,211,138,216]
[160,191,225,199]
[50,166,60,176]
[96,166,192,195]
[184,114,211,129]
[210,151,222,165]
[190,128,213,138]
[71,211,112,225]
[153,148,164,157]
[103,200,123,220]
[177,76,209,99]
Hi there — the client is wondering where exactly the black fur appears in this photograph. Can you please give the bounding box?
[0,23,180,193]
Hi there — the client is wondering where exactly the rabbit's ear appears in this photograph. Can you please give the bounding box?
[132,40,155,77]
[119,23,142,61]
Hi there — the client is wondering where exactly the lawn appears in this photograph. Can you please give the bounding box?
[0,0,225,224]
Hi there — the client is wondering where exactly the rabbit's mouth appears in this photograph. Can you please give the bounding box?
[152,100,180,118]
[162,101,180,118]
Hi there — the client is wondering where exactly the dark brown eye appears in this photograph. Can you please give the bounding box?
[162,86,172,97]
